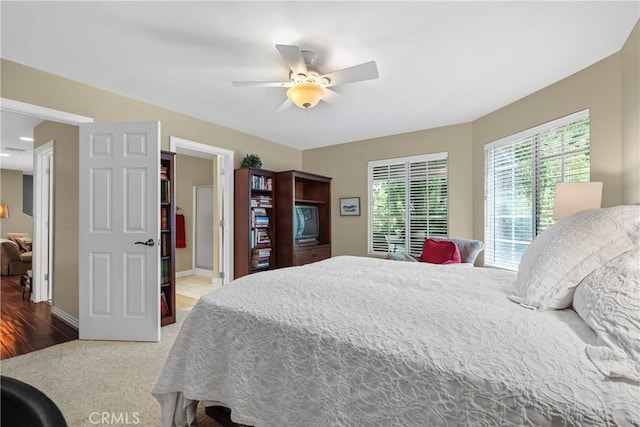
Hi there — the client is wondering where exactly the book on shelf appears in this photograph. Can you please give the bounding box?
[252,249,271,267]
[253,216,269,228]
[160,166,168,180]
[251,229,271,247]
[161,233,169,257]
[251,175,273,191]
[161,207,169,230]
[161,180,170,203]
[251,250,271,268]
[253,207,267,216]
[252,247,272,255]
[250,195,272,208]
[160,291,169,316]
[251,208,270,227]
[161,259,171,284]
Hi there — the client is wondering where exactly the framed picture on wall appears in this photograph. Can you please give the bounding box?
[340,197,360,216]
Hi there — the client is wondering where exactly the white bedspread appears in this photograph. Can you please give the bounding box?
[153,256,639,426]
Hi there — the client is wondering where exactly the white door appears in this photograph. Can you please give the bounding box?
[194,185,213,270]
[79,121,161,341]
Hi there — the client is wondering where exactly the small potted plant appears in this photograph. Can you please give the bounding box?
[241,153,262,169]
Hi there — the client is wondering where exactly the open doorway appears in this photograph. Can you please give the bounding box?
[0,99,92,310]
[169,137,234,309]
[0,99,92,357]
[1,111,40,289]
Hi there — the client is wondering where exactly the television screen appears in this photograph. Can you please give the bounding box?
[294,205,319,241]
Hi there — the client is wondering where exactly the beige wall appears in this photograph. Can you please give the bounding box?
[0,169,33,238]
[174,154,215,274]
[471,52,624,265]
[1,60,301,172]
[305,25,637,262]
[622,21,640,204]
[34,121,79,318]
[303,123,473,257]
[2,59,301,321]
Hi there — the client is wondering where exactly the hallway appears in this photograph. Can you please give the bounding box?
[175,275,220,310]
[0,275,78,359]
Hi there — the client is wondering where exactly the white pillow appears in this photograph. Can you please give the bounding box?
[573,247,640,382]
[510,205,640,310]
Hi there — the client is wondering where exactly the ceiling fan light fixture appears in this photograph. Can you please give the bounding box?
[287,83,323,109]
[233,44,379,112]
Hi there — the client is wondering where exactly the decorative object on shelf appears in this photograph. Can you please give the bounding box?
[0,204,9,218]
[241,153,263,169]
[340,197,360,216]
[553,182,603,220]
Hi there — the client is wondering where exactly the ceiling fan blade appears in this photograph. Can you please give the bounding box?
[275,98,293,112]
[232,81,292,88]
[275,44,308,76]
[321,61,379,87]
[321,88,343,105]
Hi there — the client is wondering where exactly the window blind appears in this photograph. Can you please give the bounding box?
[369,152,448,256]
[484,110,590,270]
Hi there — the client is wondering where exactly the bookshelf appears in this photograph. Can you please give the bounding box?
[234,168,276,278]
[275,170,332,267]
[160,151,176,326]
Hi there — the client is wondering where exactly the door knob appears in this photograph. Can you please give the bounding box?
[134,238,155,247]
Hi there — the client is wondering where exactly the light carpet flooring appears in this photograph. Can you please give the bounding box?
[0,309,222,427]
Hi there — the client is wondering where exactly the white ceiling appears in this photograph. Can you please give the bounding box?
[0,111,42,173]
[0,1,638,154]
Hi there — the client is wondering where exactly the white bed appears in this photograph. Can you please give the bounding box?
[153,240,639,426]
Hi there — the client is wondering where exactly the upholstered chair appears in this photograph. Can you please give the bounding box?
[430,237,484,265]
[387,237,484,265]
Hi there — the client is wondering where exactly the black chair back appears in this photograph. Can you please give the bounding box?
[1,376,67,427]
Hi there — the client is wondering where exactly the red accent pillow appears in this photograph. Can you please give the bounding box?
[418,239,461,264]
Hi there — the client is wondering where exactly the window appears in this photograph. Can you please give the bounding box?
[369,152,448,256]
[484,110,590,270]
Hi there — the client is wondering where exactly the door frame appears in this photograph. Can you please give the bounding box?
[0,98,93,306]
[169,136,234,284]
[33,141,53,303]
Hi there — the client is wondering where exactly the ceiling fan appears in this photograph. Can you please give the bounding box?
[232,44,379,111]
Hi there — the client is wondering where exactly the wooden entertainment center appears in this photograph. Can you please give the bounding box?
[275,170,332,268]
[234,169,331,277]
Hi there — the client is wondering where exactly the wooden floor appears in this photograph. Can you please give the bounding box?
[0,275,78,360]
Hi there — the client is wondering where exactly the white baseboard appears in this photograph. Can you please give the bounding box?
[51,306,79,330]
[177,268,221,286]
[193,267,213,277]
[176,270,194,278]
